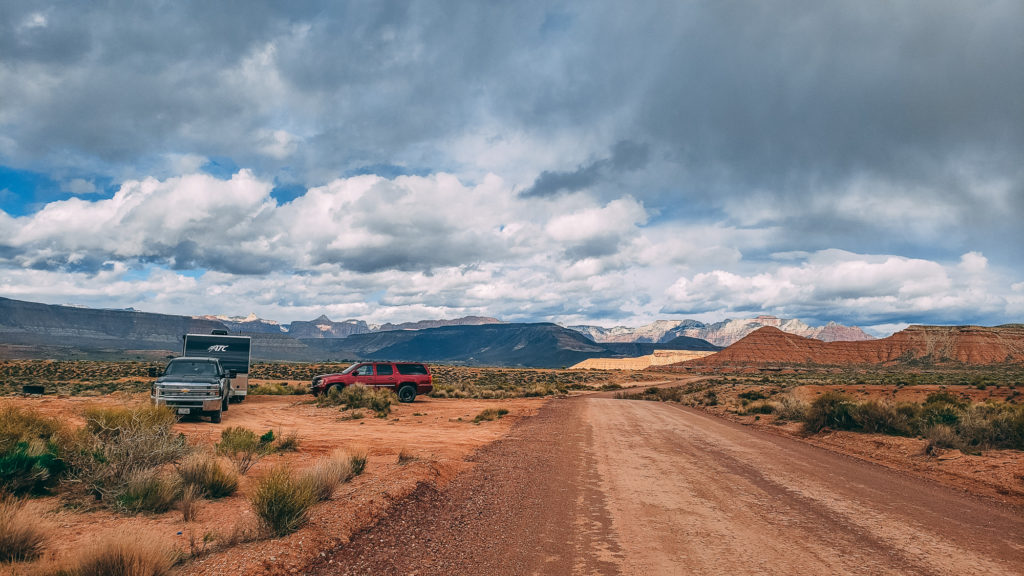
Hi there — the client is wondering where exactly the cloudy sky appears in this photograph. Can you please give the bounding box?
[1,1,1022,335]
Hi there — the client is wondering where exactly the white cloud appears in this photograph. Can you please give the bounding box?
[664,249,1014,325]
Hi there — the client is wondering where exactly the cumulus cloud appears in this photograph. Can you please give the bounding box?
[664,250,1013,325]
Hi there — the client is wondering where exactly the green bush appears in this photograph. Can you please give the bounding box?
[216,427,271,474]
[250,466,316,537]
[176,454,238,499]
[853,401,914,436]
[249,382,305,396]
[316,385,393,417]
[0,405,70,496]
[0,440,66,496]
[803,392,858,433]
[0,495,46,562]
[348,451,367,477]
[115,469,181,514]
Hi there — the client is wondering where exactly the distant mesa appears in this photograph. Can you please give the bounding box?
[677,324,1024,368]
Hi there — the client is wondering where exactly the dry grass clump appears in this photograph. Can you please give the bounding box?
[0,495,46,562]
[300,452,354,502]
[115,469,181,514]
[176,453,238,498]
[249,465,316,537]
[50,531,175,576]
[472,408,510,423]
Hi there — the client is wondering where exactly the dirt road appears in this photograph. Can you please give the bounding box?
[311,397,1023,575]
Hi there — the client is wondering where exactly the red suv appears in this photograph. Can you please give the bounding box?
[311,362,433,403]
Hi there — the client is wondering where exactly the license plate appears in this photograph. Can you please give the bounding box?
[177,408,190,415]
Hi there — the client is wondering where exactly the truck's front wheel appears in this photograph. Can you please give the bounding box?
[222,395,229,412]
[210,410,222,424]
[397,384,417,403]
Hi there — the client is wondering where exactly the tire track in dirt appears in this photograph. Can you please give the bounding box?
[309,397,1024,575]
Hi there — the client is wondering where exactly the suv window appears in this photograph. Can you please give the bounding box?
[376,363,394,375]
[354,364,374,376]
[396,363,428,375]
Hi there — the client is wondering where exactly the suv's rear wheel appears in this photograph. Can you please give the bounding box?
[397,384,417,403]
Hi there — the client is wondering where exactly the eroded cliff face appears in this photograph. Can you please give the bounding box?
[683,324,1024,367]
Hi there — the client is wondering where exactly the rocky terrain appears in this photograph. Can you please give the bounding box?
[680,324,1024,367]
[570,315,874,346]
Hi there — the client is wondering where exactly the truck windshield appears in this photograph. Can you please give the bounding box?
[165,361,218,376]
[340,363,359,374]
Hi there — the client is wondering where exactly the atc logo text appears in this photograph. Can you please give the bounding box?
[207,345,229,352]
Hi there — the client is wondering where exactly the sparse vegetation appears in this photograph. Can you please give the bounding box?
[316,384,393,417]
[0,495,46,562]
[301,452,354,501]
[472,408,509,423]
[250,465,316,537]
[216,427,275,474]
[249,381,306,395]
[0,404,70,496]
[50,531,175,576]
[348,451,368,477]
[176,453,238,499]
[70,405,190,506]
[115,469,182,514]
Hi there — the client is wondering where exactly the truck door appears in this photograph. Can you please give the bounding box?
[373,363,396,389]
[352,363,375,387]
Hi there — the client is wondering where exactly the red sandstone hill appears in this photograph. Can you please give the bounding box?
[679,324,1024,367]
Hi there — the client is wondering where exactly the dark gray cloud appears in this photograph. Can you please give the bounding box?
[520,140,650,198]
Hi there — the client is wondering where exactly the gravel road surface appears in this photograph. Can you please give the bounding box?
[310,397,1024,575]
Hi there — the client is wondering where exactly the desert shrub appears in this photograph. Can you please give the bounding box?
[0,495,46,562]
[742,401,776,415]
[924,424,960,451]
[738,390,767,401]
[317,385,393,417]
[473,408,510,423]
[853,401,914,436]
[773,395,808,421]
[52,531,174,576]
[216,427,273,474]
[957,403,1024,450]
[348,451,367,477]
[83,405,176,437]
[274,431,300,452]
[176,454,238,499]
[115,469,181,514]
[0,404,64,452]
[803,392,858,433]
[179,484,202,522]
[250,466,316,537]
[249,382,304,396]
[70,405,189,504]
[0,405,70,496]
[300,453,353,502]
[0,440,67,496]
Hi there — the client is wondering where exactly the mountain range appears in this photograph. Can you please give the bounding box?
[569,315,873,347]
[0,297,716,368]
